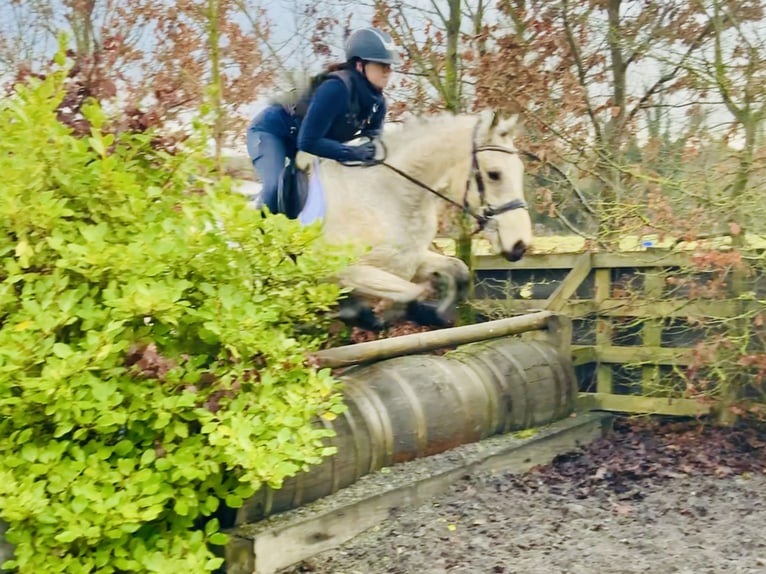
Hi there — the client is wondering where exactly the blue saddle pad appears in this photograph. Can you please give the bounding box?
[298,159,325,225]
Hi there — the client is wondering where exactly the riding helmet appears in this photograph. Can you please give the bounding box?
[345,27,400,65]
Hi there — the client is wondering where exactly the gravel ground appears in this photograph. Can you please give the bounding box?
[281,418,766,574]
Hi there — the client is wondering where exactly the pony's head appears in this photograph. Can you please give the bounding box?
[465,111,532,262]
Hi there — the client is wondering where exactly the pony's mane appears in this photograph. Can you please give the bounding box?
[382,112,477,150]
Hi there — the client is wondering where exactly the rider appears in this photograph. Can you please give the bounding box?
[246,27,399,214]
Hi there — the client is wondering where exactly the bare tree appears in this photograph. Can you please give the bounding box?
[694,1,766,207]
[473,0,738,237]
[370,0,495,114]
[1,0,275,159]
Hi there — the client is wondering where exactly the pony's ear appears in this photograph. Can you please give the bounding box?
[477,110,522,143]
[476,109,497,143]
[493,114,522,141]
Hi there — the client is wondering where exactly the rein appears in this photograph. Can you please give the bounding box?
[376,159,465,212]
[373,133,528,232]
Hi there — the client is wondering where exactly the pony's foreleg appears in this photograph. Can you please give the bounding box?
[409,251,471,325]
[413,251,471,305]
[335,264,428,329]
[337,264,426,302]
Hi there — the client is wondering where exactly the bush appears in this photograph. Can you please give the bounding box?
[0,58,351,572]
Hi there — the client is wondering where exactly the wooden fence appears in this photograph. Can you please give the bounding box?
[471,249,763,417]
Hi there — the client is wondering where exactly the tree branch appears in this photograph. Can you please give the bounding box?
[560,0,602,144]
[626,17,722,124]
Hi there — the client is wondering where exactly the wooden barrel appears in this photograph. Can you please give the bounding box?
[235,336,576,524]
[450,338,575,431]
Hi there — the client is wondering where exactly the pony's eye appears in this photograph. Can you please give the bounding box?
[487,170,501,181]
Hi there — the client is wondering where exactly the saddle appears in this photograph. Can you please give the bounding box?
[276,157,310,219]
[276,157,325,225]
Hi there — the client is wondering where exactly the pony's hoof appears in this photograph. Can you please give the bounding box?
[354,307,385,331]
[338,301,385,331]
[406,300,455,327]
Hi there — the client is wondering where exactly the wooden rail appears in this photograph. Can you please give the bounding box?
[474,298,753,319]
[474,251,695,270]
[313,311,553,368]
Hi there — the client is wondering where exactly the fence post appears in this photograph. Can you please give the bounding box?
[545,252,592,312]
[594,267,613,393]
[641,269,664,393]
[717,232,747,424]
[456,214,476,325]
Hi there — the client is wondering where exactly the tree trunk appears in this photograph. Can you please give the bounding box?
[598,0,627,236]
[207,0,224,173]
[444,0,462,113]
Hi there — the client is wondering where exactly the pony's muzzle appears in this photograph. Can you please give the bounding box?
[503,240,527,262]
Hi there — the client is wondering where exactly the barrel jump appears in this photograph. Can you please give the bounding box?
[235,311,577,523]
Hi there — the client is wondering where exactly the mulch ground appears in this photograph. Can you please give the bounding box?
[517,416,766,496]
[281,416,766,574]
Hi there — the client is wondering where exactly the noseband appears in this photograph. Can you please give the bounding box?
[374,128,528,232]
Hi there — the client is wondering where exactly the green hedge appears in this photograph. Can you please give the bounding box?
[0,58,351,572]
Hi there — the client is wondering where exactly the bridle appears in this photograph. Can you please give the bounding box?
[467,144,529,230]
[368,124,528,232]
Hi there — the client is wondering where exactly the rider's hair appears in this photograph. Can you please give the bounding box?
[327,61,353,72]
[308,61,354,91]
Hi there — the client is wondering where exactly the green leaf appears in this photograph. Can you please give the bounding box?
[174,498,189,516]
[52,342,73,358]
[113,439,134,456]
[204,518,219,536]
[88,136,105,156]
[204,496,220,514]
[208,532,228,546]
[54,530,80,543]
[71,496,88,514]
[91,380,117,402]
[140,449,156,466]
[20,443,37,462]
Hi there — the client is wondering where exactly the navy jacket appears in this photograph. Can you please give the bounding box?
[250,68,386,163]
